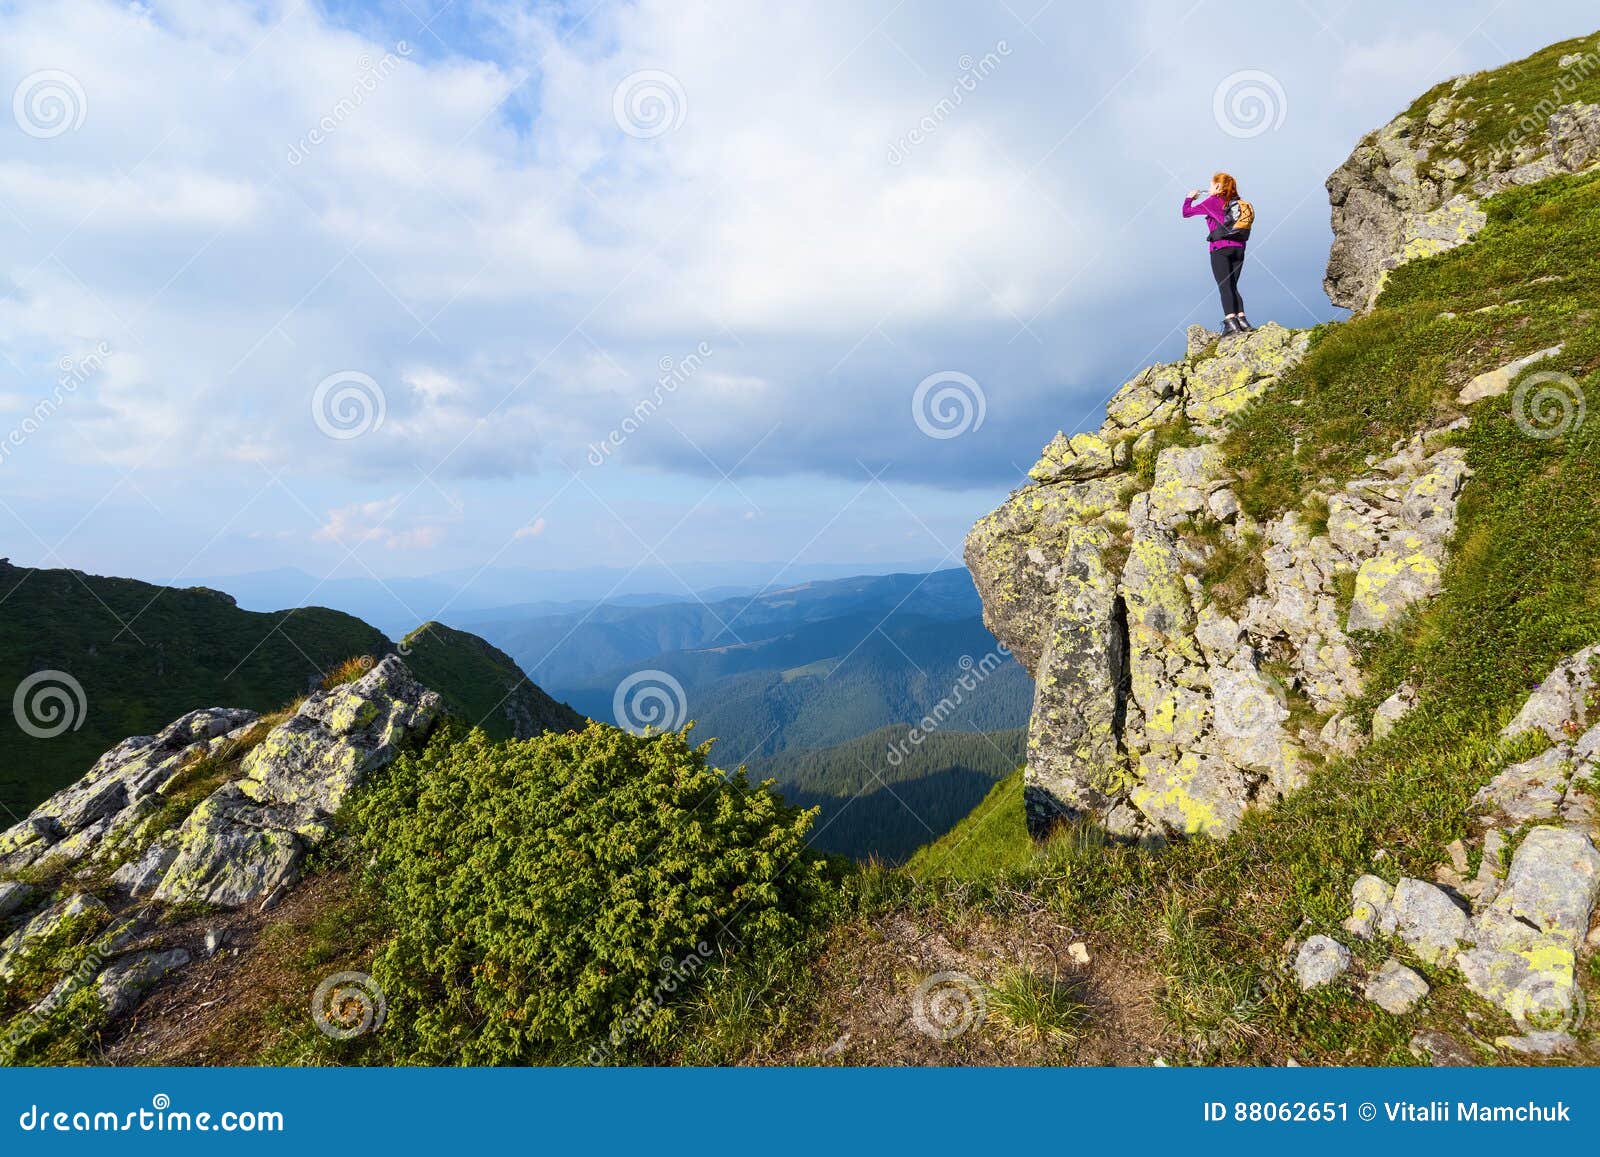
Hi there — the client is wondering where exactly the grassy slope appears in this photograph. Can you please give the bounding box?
[893,166,1600,1064]
[1401,32,1600,174]
[398,621,585,741]
[0,562,388,816]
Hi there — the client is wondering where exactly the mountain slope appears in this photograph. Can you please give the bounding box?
[398,622,585,741]
[468,568,986,690]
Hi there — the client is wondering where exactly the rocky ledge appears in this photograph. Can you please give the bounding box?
[0,656,440,1050]
[965,317,1495,841]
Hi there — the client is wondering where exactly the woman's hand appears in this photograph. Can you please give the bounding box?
[1188,189,1203,200]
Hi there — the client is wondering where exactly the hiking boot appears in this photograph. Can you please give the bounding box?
[1236,315,1255,332]
[1221,317,1241,335]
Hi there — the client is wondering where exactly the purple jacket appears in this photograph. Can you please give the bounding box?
[1183,194,1245,251]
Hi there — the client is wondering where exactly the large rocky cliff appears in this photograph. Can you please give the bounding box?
[967,35,1600,844]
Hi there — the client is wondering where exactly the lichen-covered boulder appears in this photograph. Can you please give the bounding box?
[0,892,110,980]
[1473,747,1576,825]
[1502,644,1600,742]
[1344,874,1395,940]
[1324,89,1600,310]
[1379,877,1470,965]
[1365,959,1429,1014]
[240,655,441,815]
[0,707,259,875]
[1182,324,1306,430]
[152,656,441,909]
[1294,935,1351,991]
[96,949,191,1019]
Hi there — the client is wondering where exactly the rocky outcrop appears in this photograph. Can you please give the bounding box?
[0,656,441,1043]
[1325,45,1600,310]
[1340,643,1600,1042]
[967,323,1474,840]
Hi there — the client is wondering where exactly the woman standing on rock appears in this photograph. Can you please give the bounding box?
[1183,173,1254,334]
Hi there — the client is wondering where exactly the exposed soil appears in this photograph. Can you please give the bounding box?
[758,897,1178,1066]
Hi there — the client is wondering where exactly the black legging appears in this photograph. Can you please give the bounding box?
[1210,246,1246,315]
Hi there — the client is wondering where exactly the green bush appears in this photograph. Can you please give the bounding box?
[353,721,826,1064]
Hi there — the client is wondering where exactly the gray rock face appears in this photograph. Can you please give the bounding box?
[968,322,1473,838]
[0,880,37,920]
[1379,878,1470,965]
[1343,874,1394,940]
[1365,959,1430,1015]
[95,949,191,1019]
[1294,935,1351,991]
[1023,526,1125,834]
[1502,644,1599,742]
[154,656,441,909]
[1324,92,1600,310]
[0,708,259,875]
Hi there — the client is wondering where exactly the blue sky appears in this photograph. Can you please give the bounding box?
[1,0,1595,601]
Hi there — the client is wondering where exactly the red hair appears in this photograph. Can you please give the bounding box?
[1213,172,1239,202]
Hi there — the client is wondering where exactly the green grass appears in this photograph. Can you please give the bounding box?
[987,967,1091,1046]
[903,770,1039,883]
[398,621,584,741]
[1399,32,1600,174]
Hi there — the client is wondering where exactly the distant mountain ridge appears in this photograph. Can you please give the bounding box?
[0,562,581,816]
